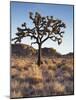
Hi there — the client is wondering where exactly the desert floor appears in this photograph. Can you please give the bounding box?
[11,56,74,98]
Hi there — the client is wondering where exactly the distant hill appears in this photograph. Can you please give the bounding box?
[11,44,73,58]
[62,52,74,58]
[41,47,61,57]
[11,44,36,57]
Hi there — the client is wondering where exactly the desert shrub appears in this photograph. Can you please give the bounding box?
[24,67,28,70]
[32,82,44,90]
[25,77,42,85]
[11,80,20,89]
[64,80,74,95]
[63,71,71,79]
[44,59,48,64]
[30,63,43,82]
[53,81,65,94]
[57,63,65,68]
[11,68,19,78]
[11,90,23,98]
[48,70,55,78]
[48,65,57,71]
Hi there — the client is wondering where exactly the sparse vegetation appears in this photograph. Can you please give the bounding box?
[11,44,74,98]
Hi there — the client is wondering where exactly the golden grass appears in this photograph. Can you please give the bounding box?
[53,81,65,93]
[11,90,23,98]
[11,57,74,98]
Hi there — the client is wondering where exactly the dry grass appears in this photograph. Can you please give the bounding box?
[53,81,65,94]
[11,57,74,98]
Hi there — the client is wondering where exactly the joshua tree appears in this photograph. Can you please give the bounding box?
[12,12,66,66]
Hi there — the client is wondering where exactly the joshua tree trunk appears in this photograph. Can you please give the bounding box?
[37,43,41,66]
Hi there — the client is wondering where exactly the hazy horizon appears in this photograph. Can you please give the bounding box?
[11,2,74,54]
[11,43,74,55]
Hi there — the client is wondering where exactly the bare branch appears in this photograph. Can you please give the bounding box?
[21,22,26,28]
[41,35,49,43]
[29,12,34,20]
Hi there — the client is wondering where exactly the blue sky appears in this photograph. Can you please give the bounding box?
[11,2,74,54]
